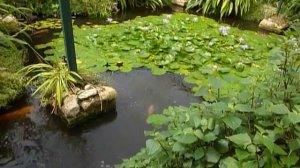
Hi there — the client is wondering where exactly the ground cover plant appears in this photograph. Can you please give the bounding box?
[36,13,300,167]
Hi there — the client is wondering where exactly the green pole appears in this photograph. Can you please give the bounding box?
[58,0,77,72]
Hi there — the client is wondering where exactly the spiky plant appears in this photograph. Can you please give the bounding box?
[19,63,83,113]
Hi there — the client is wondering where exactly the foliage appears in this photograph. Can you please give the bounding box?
[118,37,300,167]
[0,46,24,109]
[6,0,171,18]
[118,0,171,10]
[39,13,282,94]
[19,63,83,112]
[0,2,31,109]
[186,0,253,18]
[36,12,300,167]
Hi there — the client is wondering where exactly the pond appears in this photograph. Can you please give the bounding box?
[0,69,200,167]
[1,7,271,168]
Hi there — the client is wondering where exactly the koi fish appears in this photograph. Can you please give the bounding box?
[147,104,155,116]
[0,105,34,122]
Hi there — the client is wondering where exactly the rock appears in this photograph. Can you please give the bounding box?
[1,14,18,23]
[80,86,117,112]
[61,95,80,118]
[172,0,188,7]
[59,85,117,127]
[77,88,98,100]
[259,16,289,34]
[0,67,7,71]
[84,84,93,90]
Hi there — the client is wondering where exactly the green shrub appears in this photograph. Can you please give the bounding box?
[0,72,24,108]
[118,38,300,168]
[20,63,83,112]
[0,46,25,109]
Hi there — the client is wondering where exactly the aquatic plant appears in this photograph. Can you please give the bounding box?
[19,63,83,113]
[118,37,300,168]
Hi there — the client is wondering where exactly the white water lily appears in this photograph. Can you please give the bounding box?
[240,44,249,50]
[193,17,198,22]
[162,19,169,24]
[239,37,244,43]
[219,26,230,36]
[106,18,113,23]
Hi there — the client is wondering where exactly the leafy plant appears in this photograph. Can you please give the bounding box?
[186,0,253,18]
[118,0,171,11]
[19,63,83,112]
[118,37,300,168]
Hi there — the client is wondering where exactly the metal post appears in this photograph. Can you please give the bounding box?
[58,0,77,72]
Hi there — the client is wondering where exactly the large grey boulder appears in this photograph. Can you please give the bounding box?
[259,16,289,34]
[60,85,117,127]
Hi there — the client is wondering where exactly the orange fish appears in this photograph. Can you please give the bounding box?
[0,105,34,122]
[147,104,155,116]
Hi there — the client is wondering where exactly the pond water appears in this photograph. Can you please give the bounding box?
[0,69,200,167]
[0,7,268,168]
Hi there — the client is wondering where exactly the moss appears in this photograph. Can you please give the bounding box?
[0,46,25,109]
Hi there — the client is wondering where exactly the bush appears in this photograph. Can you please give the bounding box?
[118,38,300,167]
[0,46,25,109]
[20,63,83,113]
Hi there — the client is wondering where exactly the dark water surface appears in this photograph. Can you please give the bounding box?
[0,69,200,168]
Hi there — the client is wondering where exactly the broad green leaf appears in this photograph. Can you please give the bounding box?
[227,133,252,147]
[288,112,300,124]
[208,76,225,89]
[194,148,204,160]
[203,132,217,142]
[216,139,229,153]
[288,139,300,152]
[146,139,161,155]
[206,147,221,163]
[280,153,299,167]
[172,142,185,152]
[261,135,287,155]
[219,157,239,168]
[242,161,257,168]
[222,115,242,130]
[270,104,290,114]
[235,149,250,161]
[235,104,252,112]
[174,134,198,144]
[147,114,169,126]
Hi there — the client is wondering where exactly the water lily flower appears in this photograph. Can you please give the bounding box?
[240,44,249,50]
[162,19,169,24]
[141,26,150,31]
[219,26,230,36]
[166,14,172,19]
[106,18,113,23]
[193,17,199,23]
[289,37,298,47]
[239,37,244,43]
